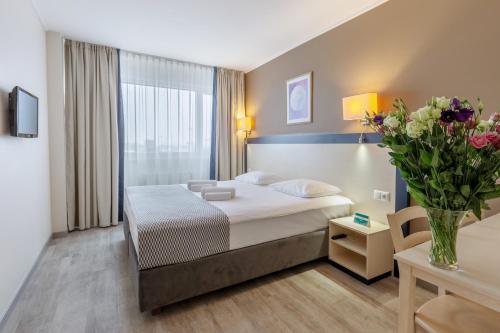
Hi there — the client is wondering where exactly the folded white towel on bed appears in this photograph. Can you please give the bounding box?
[187,180,217,192]
[204,191,232,201]
[201,186,236,199]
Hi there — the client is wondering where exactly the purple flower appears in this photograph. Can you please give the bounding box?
[451,98,461,109]
[373,115,384,125]
[455,108,474,122]
[440,110,456,123]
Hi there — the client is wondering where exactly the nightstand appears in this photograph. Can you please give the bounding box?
[328,216,393,284]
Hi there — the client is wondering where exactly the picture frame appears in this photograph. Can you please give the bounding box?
[286,72,312,125]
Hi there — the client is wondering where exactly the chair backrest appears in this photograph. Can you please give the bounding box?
[387,206,431,253]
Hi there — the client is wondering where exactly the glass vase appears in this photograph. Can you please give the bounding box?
[426,208,468,270]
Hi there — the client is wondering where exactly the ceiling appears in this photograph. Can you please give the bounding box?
[32,0,387,72]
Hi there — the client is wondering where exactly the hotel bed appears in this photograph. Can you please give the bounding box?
[123,180,353,313]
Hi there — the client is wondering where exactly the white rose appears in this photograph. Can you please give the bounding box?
[406,121,424,138]
[430,107,442,119]
[427,119,435,131]
[410,106,431,122]
[477,120,492,132]
[436,96,451,109]
[383,115,400,129]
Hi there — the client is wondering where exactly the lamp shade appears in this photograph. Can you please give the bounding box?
[237,116,254,132]
[342,93,378,120]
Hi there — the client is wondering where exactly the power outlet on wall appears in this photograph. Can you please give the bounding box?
[373,190,390,202]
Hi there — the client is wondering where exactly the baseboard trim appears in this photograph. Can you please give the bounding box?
[52,230,68,238]
[0,234,52,331]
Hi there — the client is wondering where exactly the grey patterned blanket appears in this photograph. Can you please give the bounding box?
[125,185,230,270]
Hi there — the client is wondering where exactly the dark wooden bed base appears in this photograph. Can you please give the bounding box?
[123,213,328,314]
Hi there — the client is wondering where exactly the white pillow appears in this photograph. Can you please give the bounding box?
[269,179,342,198]
[234,171,283,185]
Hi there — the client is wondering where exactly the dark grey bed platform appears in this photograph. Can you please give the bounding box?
[123,213,328,314]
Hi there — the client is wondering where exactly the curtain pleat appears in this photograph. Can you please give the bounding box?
[119,51,214,186]
[215,68,245,180]
[64,40,119,231]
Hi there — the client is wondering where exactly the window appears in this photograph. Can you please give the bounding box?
[120,52,214,186]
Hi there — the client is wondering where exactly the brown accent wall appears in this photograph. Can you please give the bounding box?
[245,0,500,218]
[245,0,500,137]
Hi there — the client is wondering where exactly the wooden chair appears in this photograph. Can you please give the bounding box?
[387,207,446,295]
[387,206,431,253]
[386,206,477,254]
[415,294,500,333]
[388,208,499,332]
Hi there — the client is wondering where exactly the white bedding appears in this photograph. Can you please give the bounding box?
[229,205,350,249]
[126,181,353,256]
[182,180,353,224]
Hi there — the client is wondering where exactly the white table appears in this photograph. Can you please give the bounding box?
[394,214,500,333]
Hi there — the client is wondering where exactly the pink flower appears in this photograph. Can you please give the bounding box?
[447,124,455,135]
[490,112,500,122]
[496,124,500,133]
[469,134,489,149]
[484,132,498,142]
[484,132,499,148]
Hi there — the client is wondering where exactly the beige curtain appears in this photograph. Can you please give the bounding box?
[64,40,119,231]
[215,68,246,180]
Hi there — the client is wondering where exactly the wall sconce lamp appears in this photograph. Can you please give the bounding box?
[237,116,254,171]
[342,93,378,143]
[237,116,254,141]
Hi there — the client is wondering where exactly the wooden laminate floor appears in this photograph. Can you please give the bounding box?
[1,225,434,333]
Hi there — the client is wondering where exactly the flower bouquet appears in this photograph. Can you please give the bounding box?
[366,97,500,270]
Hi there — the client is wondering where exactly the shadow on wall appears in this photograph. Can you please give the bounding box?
[0,88,9,136]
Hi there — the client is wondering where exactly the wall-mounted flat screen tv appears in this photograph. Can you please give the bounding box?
[9,86,38,138]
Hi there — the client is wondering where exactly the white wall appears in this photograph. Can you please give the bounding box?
[248,143,396,223]
[0,0,52,322]
[46,31,67,233]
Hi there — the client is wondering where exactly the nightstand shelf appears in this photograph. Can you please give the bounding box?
[333,251,366,277]
[329,216,393,284]
[331,236,367,256]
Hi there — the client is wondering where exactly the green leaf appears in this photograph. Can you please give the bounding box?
[481,189,500,201]
[431,148,440,168]
[471,197,482,220]
[388,152,404,160]
[399,169,410,179]
[406,158,420,170]
[419,150,433,168]
[439,171,453,183]
[444,183,457,192]
[452,194,466,207]
[460,185,471,198]
[391,145,408,154]
[430,180,442,191]
[478,186,496,193]
[454,165,463,176]
[408,188,429,207]
[406,179,425,189]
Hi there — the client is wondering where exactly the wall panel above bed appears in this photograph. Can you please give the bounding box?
[247,133,400,223]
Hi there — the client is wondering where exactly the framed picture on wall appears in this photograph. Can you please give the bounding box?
[286,72,312,124]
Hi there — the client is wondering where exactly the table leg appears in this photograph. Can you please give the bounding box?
[398,262,416,333]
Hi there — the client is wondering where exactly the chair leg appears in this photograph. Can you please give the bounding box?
[438,286,446,296]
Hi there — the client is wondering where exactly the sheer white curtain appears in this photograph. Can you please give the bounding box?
[120,51,214,186]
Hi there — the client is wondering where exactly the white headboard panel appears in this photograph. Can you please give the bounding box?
[247,136,397,223]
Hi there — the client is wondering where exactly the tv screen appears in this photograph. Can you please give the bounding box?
[9,86,38,138]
